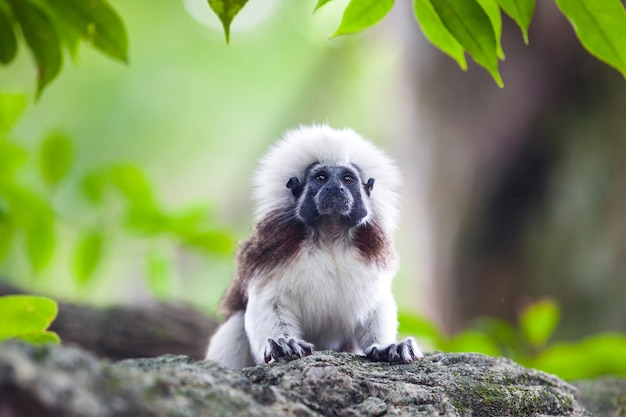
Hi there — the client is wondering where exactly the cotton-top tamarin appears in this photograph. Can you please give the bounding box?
[206,125,423,368]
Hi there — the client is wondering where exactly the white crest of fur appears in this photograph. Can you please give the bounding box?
[253,125,401,232]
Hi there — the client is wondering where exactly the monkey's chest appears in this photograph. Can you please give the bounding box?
[276,245,389,345]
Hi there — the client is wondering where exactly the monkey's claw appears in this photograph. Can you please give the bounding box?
[366,337,423,364]
[264,337,314,363]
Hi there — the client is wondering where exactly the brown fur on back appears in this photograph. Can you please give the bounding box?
[219,209,307,318]
[353,222,394,269]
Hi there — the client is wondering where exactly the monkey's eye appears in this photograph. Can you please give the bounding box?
[315,174,328,184]
[342,174,354,185]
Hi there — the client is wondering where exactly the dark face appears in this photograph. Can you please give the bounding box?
[293,164,369,228]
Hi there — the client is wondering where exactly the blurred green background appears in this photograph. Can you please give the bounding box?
[1,0,413,311]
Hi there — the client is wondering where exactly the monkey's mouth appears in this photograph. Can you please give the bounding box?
[317,196,352,216]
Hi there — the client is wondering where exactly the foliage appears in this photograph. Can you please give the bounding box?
[2,0,624,92]
[207,0,248,44]
[0,0,127,97]
[0,93,234,297]
[399,299,626,380]
[330,0,394,38]
[211,0,626,86]
[554,0,626,77]
[0,294,59,345]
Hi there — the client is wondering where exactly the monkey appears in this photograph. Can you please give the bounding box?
[206,124,423,368]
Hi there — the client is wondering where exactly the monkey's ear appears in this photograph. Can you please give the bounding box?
[364,178,375,196]
[286,177,303,199]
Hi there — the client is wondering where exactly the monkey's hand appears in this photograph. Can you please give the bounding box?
[264,337,314,363]
[365,337,423,364]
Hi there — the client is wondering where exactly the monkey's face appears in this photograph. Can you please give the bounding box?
[290,164,371,229]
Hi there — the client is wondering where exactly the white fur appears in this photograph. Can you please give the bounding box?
[245,236,399,364]
[206,311,253,369]
[253,125,401,233]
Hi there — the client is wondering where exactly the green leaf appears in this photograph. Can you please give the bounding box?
[496,0,535,44]
[125,204,169,234]
[0,92,28,135]
[17,331,60,345]
[39,6,82,60]
[109,164,154,207]
[413,0,467,70]
[80,171,106,203]
[84,165,157,208]
[39,133,73,186]
[444,330,501,356]
[1,183,55,271]
[56,25,81,60]
[0,217,14,262]
[25,218,55,272]
[398,311,445,348]
[555,0,626,78]
[314,0,335,12]
[183,229,234,255]
[471,317,522,353]
[530,333,626,379]
[42,0,129,63]
[73,230,104,285]
[476,0,504,59]
[165,206,211,235]
[108,164,172,233]
[429,0,503,87]
[146,249,175,299]
[332,0,394,37]
[0,7,17,64]
[1,182,52,223]
[8,0,62,98]
[519,299,560,348]
[0,295,59,345]
[207,0,249,44]
[0,140,27,180]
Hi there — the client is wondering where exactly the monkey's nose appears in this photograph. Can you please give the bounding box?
[326,185,345,195]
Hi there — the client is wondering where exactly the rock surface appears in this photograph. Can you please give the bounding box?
[574,378,626,417]
[0,342,597,416]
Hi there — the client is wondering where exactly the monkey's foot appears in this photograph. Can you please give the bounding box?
[365,337,423,364]
[264,337,314,363]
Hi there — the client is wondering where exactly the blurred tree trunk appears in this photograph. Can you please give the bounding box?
[0,282,216,360]
[399,2,626,337]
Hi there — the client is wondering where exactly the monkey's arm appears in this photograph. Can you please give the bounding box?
[357,292,423,364]
[244,283,313,364]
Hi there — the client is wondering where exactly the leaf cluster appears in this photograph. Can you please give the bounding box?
[0,93,235,298]
[0,0,127,97]
[399,299,626,380]
[210,0,626,85]
[3,0,624,94]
